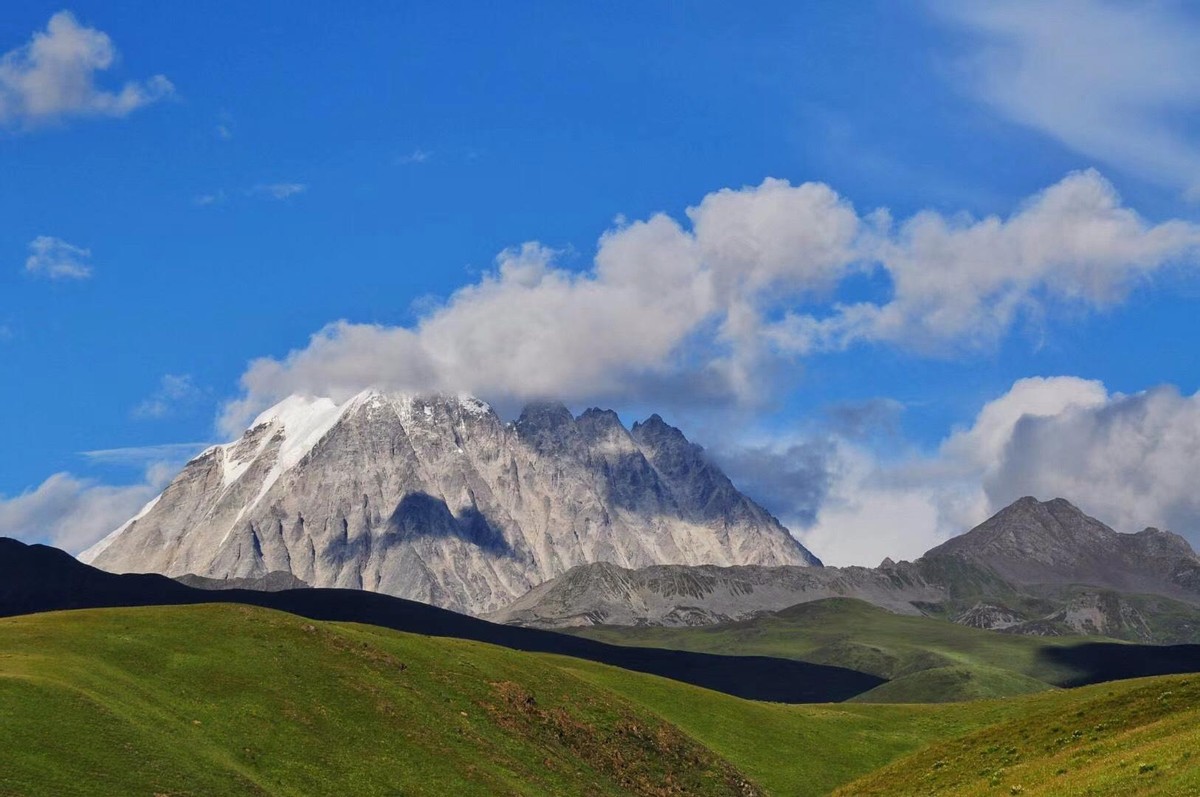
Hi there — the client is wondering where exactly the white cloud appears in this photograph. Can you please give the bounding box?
[0,438,209,553]
[194,190,226,207]
[932,0,1200,194]
[82,442,213,468]
[132,374,203,419]
[397,148,431,165]
[25,235,93,280]
[797,376,1200,565]
[986,384,1200,537]
[220,171,1200,434]
[249,182,307,200]
[770,170,1200,353]
[0,472,157,554]
[0,11,173,127]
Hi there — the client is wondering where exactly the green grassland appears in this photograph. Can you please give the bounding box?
[2,603,1197,797]
[835,674,1200,796]
[570,597,1120,700]
[0,604,759,797]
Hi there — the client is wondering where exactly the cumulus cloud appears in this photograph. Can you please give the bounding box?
[987,385,1200,537]
[25,235,93,280]
[0,440,210,553]
[708,437,835,529]
[0,472,157,553]
[220,171,1200,434]
[0,11,173,127]
[771,170,1200,353]
[932,0,1200,194]
[796,376,1200,565]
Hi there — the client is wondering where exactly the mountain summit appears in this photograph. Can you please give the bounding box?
[923,496,1200,597]
[81,391,817,614]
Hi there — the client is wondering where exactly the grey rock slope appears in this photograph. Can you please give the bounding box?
[490,497,1200,633]
[485,559,946,628]
[174,571,310,592]
[923,496,1200,599]
[81,391,816,615]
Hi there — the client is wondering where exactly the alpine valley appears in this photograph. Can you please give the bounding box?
[9,392,1200,796]
[81,390,1200,648]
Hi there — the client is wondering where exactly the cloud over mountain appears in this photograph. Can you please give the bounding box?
[797,377,1200,566]
[221,171,1200,434]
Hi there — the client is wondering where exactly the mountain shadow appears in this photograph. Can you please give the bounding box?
[387,492,513,556]
[1038,641,1200,687]
[0,537,878,703]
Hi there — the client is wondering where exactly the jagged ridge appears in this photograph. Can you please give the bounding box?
[82,391,817,615]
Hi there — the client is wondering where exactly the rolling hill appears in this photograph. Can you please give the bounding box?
[570,597,1200,701]
[0,537,879,703]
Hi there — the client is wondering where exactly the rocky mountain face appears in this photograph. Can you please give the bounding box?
[492,497,1200,642]
[81,391,817,615]
[923,497,1200,600]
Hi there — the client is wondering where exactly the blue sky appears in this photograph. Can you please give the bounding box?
[3,1,1200,564]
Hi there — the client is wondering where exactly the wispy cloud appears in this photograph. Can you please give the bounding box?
[249,182,307,200]
[396,148,432,165]
[931,0,1200,195]
[0,11,173,128]
[132,374,204,419]
[24,236,93,280]
[82,442,213,468]
[194,190,226,207]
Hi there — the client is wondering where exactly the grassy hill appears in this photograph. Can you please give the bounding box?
[0,604,760,796]
[570,597,1122,700]
[835,674,1200,795]
[4,603,1198,796]
[0,604,1037,797]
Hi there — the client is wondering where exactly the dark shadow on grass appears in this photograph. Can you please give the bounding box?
[0,538,881,703]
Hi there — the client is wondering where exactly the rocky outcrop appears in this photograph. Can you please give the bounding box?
[81,391,817,615]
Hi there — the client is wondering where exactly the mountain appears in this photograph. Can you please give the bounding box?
[1,537,875,703]
[491,497,1200,640]
[923,496,1200,599]
[81,391,817,615]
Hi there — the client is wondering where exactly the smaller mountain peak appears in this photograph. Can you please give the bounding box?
[576,407,629,440]
[630,413,687,446]
[515,401,579,451]
[578,407,621,424]
[516,401,574,428]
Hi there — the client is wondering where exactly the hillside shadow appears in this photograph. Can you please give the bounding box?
[0,537,882,704]
[1038,641,1200,687]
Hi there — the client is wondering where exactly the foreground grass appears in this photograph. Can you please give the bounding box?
[571,597,1113,699]
[3,604,1196,796]
[836,674,1200,795]
[0,605,757,796]
[552,656,1023,796]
